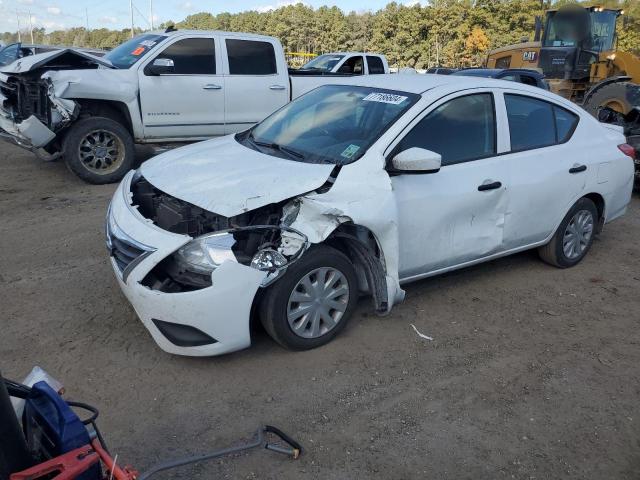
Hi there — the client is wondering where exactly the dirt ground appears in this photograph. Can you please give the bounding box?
[1,141,639,480]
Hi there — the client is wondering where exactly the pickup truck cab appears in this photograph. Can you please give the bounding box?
[297,52,389,75]
[0,29,387,184]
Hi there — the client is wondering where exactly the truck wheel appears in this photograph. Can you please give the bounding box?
[583,81,639,117]
[259,245,358,351]
[63,116,135,184]
[538,197,598,268]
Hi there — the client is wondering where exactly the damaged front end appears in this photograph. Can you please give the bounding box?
[129,176,309,293]
[0,50,108,158]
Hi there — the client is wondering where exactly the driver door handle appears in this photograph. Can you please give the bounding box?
[569,164,587,174]
[203,84,222,90]
[269,85,286,90]
[478,181,502,191]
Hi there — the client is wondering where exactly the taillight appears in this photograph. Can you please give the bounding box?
[618,143,636,159]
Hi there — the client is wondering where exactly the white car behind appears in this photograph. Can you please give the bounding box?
[106,75,635,356]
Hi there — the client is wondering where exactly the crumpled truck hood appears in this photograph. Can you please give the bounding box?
[0,48,112,74]
[140,135,335,218]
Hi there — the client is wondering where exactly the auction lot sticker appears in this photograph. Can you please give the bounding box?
[363,92,408,104]
[341,144,361,159]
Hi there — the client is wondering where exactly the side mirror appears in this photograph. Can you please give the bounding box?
[391,147,441,173]
[146,58,174,76]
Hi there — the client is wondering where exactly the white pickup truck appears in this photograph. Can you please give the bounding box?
[0,29,388,183]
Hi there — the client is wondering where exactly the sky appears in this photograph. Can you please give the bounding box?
[0,0,399,33]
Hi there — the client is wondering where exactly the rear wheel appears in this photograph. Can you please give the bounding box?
[538,197,598,268]
[259,245,358,351]
[63,116,135,184]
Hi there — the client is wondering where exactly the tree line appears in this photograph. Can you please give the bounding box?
[1,0,638,69]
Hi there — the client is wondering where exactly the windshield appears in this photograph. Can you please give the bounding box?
[104,34,166,69]
[239,85,419,165]
[543,9,617,51]
[0,43,20,66]
[300,54,345,72]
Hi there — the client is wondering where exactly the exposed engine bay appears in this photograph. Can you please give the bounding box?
[0,50,109,150]
[130,176,307,292]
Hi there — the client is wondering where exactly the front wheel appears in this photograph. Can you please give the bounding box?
[538,197,598,268]
[259,245,359,351]
[63,116,135,184]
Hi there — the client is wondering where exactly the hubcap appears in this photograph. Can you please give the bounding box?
[563,209,594,260]
[287,267,349,339]
[78,130,125,175]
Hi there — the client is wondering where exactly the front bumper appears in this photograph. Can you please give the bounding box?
[0,114,61,161]
[107,171,267,356]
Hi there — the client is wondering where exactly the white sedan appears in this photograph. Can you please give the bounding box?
[106,75,635,356]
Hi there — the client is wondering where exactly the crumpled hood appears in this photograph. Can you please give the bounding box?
[0,48,112,74]
[140,135,335,217]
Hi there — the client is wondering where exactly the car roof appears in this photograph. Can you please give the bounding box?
[328,73,517,94]
[454,68,543,78]
[453,68,502,77]
[320,52,382,57]
[147,29,278,42]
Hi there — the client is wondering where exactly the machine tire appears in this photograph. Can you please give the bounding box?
[583,81,639,117]
[63,116,135,184]
[259,245,358,351]
[538,197,598,268]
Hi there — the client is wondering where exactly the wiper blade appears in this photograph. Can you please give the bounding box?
[249,135,305,160]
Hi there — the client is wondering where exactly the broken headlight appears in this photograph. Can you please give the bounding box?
[173,226,308,279]
[175,232,237,275]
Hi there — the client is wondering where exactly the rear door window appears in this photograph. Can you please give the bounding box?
[396,93,496,166]
[157,38,216,74]
[505,94,579,151]
[367,56,385,74]
[505,94,555,151]
[226,39,277,75]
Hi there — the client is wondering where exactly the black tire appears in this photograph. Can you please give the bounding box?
[62,116,135,184]
[538,197,598,268]
[259,244,358,351]
[583,81,640,117]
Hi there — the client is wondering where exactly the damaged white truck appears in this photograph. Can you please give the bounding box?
[0,29,388,184]
[106,76,634,356]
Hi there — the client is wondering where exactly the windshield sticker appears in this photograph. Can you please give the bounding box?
[140,40,157,47]
[341,144,360,159]
[363,92,408,105]
[131,46,146,56]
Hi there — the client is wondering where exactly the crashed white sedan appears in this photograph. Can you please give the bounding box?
[106,75,635,356]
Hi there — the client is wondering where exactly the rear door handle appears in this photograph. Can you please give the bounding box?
[478,181,502,191]
[569,164,587,174]
[203,84,222,90]
[269,85,286,90]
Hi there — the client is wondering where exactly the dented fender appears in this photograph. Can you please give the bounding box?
[42,69,143,139]
[285,146,405,313]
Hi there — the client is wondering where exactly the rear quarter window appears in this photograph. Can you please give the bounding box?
[554,106,579,142]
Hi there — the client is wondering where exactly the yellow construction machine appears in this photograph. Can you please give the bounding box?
[486,5,640,160]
